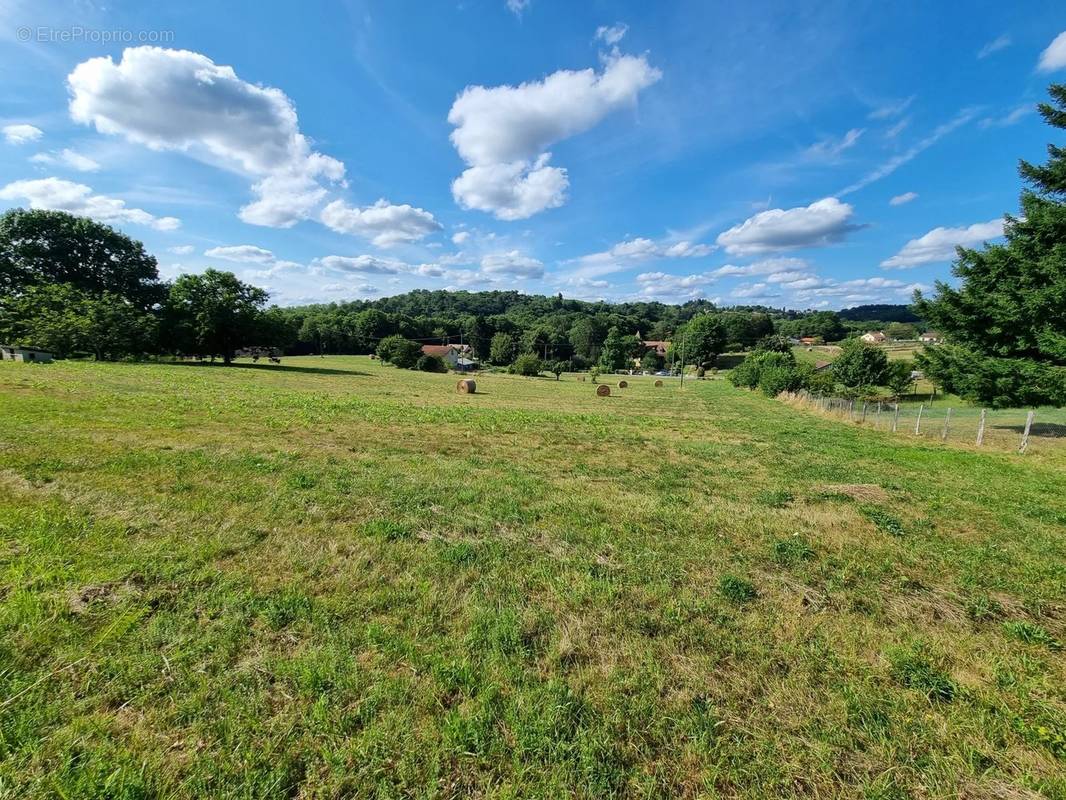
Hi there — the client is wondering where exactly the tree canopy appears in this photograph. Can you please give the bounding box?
[161,270,274,363]
[0,209,164,310]
[915,83,1066,407]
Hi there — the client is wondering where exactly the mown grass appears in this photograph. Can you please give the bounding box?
[0,356,1064,798]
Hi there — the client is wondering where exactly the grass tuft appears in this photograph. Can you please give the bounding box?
[718,574,758,604]
[887,642,957,702]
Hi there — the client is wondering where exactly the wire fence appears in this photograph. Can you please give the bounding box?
[782,391,1066,454]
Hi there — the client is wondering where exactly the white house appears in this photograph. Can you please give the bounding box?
[1,345,53,363]
[860,331,887,344]
[919,331,942,343]
[420,344,475,369]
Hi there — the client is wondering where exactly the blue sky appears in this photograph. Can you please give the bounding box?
[2,1,1065,309]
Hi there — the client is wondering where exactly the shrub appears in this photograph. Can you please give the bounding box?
[416,354,447,373]
[833,338,889,391]
[758,359,805,396]
[510,353,543,376]
[728,357,761,389]
[729,350,804,396]
[376,335,422,369]
[804,368,836,395]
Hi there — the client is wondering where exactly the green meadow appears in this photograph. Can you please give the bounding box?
[0,356,1063,799]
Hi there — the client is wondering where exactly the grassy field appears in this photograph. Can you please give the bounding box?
[1,356,1064,799]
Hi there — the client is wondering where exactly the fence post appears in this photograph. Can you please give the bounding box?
[1019,410,1034,454]
[914,404,924,435]
[976,409,986,446]
[941,408,952,442]
[892,403,900,433]
[861,401,868,423]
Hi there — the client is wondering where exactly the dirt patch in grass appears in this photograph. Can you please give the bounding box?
[814,483,890,503]
[67,576,145,614]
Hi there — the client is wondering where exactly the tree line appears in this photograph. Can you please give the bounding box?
[0,209,293,363]
[1,86,1061,408]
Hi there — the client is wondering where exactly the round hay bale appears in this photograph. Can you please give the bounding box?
[596,384,611,397]
[654,379,663,387]
[617,380,628,389]
[456,379,476,394]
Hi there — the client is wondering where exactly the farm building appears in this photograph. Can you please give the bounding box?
[919,331,942,343]
[637,334,671,358]
[1,345,53,363]
[421,344,476,369]
[860,331,887,343]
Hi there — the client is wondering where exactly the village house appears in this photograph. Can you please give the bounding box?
[420,343,476,370]
[632,333,671,369]
[0,345,53,363]
[640,338,671,358]
[860,331,887,344]
[919,331,942,343]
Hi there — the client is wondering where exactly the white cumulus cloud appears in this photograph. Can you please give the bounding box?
[1038,31,1066,72]
[447,51,661,219]
[0,177,180,230]
[716,198,858,256]
[320,198,442,247]
[316,255,410,275]
[713,257,810,277]
[881,219,1004,268]
[204,245,276,263]
[568,234,714,281]
[480,251,544,278]
[2,124,43,144]
[66,47,346,228]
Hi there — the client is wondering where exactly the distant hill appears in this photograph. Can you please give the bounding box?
[838,304,920,323]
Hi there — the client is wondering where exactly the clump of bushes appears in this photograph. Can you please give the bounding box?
[730,350,809,396]
[510,353,544,376]
[376,335,423,369]
[415,354,447,373]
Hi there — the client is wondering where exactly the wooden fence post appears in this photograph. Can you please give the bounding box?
[892,403,900,433]
[941,408,952,442]
[1019,410,1034,454]
[914,404,924,435]
[861,401,868,423]
[976,409,986,446]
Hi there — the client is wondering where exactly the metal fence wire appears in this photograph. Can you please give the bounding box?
[784,391,1062,454]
